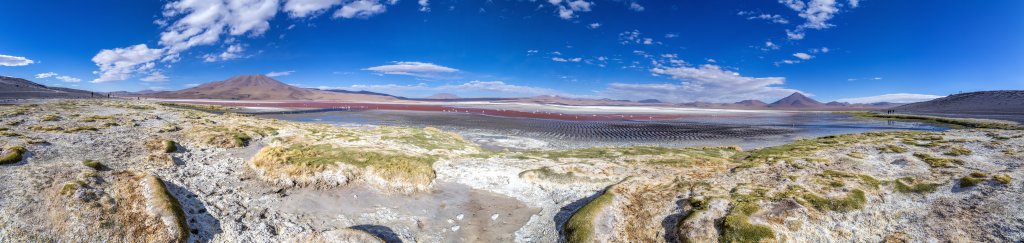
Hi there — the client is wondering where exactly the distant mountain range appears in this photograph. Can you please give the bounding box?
[1,74,933,110]
[0,76,100,99]
[149,75,398,101]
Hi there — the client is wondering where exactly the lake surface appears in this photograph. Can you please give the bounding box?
[262,110,948,150]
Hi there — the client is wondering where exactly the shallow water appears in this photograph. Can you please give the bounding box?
[262,110,948,149]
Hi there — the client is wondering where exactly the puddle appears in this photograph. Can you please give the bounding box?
[277,181,540,241]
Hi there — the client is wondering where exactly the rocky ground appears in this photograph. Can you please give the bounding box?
[0,100,1022,242]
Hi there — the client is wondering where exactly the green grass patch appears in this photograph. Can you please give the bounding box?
[879,144,907,153]
[60,180,85,196]
[847,152,866,159]
[912,153,961,168]
[563,189,615,243]
[993,174,1012,185]
[944,146,972,156]
[82,160,103,170]
[37,114,60,121]
[959,173,988,188]
[163,140,177,153]
[842,111,1022,130]
[29,125,63,132]
[381,127,468,150]
[1,146,27,164]
[893,177,941,194]
[801,189,867,212]
[65,126,98,133]
[79,115,113,122]
[719,201,775,243]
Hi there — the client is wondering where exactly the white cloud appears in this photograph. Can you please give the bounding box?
[780,0,857,40]
[364,61,458,78]
[872,77,882,80]
[418,0,429,11]
[764,41,780,50]
[284,0,342,18]
[0,54,34,66]
[159,0,279,54]
[629,2,644,11]
[836,93,943,104]
[141,72,169,82]
[549,0,593,20]
[35,72,58,79]
[588,22,601,29]
[266,70,295,77]
[664,33,679,38]
[738,11,789,24]
[793,52,813,60]
[334,0,387,18]
[602,64,799,103]
[552,57,582,62]
[55,76,82,83]
[185,83,201,87]
[619,30,657,45]
[202,44,245,62]
[91,44,164,83]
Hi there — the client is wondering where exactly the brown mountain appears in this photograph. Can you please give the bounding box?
[734,99,768,107]
[895,90,1024,114]
[0,76,99,99]
[768,92,825,108]
[153,75,398,101]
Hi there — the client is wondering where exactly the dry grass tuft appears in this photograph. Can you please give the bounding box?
[0,146,27,164]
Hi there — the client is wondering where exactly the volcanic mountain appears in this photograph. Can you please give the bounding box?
[0,76,98,99]
[768,92,825,109]
[153,75,398,101]
[895,90,1024,114]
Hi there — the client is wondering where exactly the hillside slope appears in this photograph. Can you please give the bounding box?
[896,91,1024,114]
[0,76,97,99]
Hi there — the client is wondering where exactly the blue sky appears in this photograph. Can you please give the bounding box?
[1,0,1022,103]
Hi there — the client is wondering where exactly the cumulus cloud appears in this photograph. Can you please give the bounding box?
[548,0,593,20]
[0,54,34,66]
[35,72,58,79]
[619,30,657,45]
[284,0,342,17]
[364,61,458,78]
[552,57,582,62]
[91,44,164,83]
[202,44,246,62]
[35,72,81,83]
[588,22,601,29]
[418,0,429,11]
[266,70,295,77]
[628,2,644,12]
[55,76,82,83]
[141,72,169,82]
[779,0,859,40]
[159,0,278,54]
[793,52,813,60]
[836,93,943,104]
[737,11,789,24]
[601,64,800,103]
[334,0,388,18]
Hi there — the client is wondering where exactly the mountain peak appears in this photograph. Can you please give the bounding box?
[769,92,824,108]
